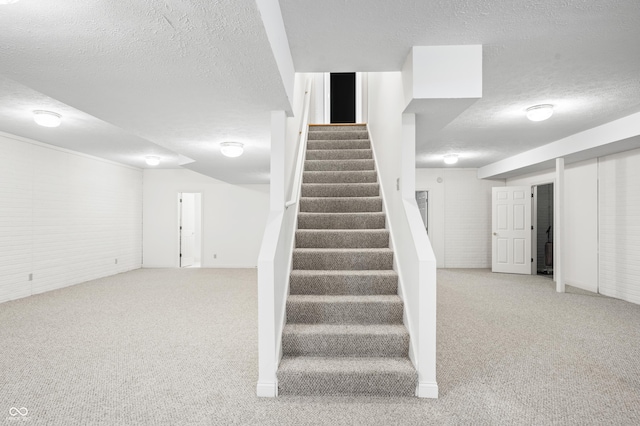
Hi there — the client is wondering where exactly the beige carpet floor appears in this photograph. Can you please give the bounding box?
[0,268,638,425]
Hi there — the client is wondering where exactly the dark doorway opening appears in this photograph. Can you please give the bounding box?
[536,183,554,277]
[330,72,356,123]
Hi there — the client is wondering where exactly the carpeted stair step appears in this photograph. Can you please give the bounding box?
[306,149,372,161]
[289,270,398,295]
[299,197,382,213]
[277,356,417,396]
[295,229,389,248]
[303,170,377,184]
[301,183,379,198]
[309,125,367,132]
[307,139,371,150]
[286,295,403,324]
[305,159,375,172]
[297,212,385,229]
[282,324,409,357]
[293,248,393,270]
[308,130,369,140]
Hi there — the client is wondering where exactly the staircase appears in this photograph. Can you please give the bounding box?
[277,124,417,397]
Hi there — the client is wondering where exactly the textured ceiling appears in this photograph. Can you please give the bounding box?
[1,0,640,180]
[0,0,289,183]
[281,0,640,168]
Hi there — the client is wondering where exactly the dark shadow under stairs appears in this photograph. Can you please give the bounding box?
[277,124,417,397]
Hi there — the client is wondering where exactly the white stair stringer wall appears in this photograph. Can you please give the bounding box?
[257,75,313,398]
[368,118,438,398]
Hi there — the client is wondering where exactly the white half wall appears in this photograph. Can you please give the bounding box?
[143,169,269,268]
[0,132,142,304]
[416,169,505,268]
[507,159,598,293]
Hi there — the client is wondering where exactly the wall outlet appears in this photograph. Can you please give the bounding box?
[214,254,217,259]
[115,258,118,264]
[28,273,33,281]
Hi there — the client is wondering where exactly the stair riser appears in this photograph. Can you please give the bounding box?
[305,159,374,171]
[297,213,385,229]
[277,372,417,397]
[289,274,397,295]
[282,334,409,357]
[300,198,382,213]
[293,250,393,270]
[296,231,389,248]
[309,125,366,133]
[302,170,378,183]
[307,140,370,150]
[286,301,403,324]
[301,184,379,198]
[303,171,377,184]
[308,131,369,140]
[306,150,372,161]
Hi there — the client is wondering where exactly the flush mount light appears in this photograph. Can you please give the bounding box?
[0,0,21,4]
[33,110,62,127]
[220,142,244,158]
[443,154,459,165]
[145,156,160,166]
[526,104,554,122]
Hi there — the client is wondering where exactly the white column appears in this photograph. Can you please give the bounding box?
[270,111,287,210]
[401,113,416,200]
[555,158,565,293]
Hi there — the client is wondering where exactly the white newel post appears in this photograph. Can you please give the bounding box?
[555,158,565,293]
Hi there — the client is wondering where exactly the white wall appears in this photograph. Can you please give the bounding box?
[143,169,269,268]
[599,148,640,304]
[416,168,505,268]
[0,133,142,303]
[507,158,599,292]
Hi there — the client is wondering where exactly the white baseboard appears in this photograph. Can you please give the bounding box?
[256,382,277,397]
[417,382,439,398]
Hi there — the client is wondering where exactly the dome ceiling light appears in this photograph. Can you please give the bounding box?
[145,156,160,166]
[526,104,554,122]
[33,110,62,127]
[220,142,244,158]
[0,1,21,5]
[443,154,459,165]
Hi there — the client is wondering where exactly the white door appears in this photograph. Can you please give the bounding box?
[180,193,196,267]
[492,186,532,274]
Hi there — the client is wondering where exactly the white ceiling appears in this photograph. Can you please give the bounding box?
[280,0,640,169]
[1,0,640,180]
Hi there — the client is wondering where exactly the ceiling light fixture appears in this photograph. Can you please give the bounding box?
[526,104,554,122]
[220,142,244,158]
[145,156,160,166]
[0,0,21,4]
[443,154,458,165]
[33,110,62,127]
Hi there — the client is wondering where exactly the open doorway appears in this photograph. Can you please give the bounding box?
[330,72,356,123]
[179,193,202,268]
[533,184,553,277]
[415,191,429,235]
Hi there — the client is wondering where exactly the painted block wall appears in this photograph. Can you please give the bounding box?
[0,133,142,304]
[507,158,598,293]
[416,168,505,268]
[142,169,269,268]
[599,148,640,304]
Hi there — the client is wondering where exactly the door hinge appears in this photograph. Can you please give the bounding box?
[531,193,534,198]
[531,225,534,230]
[531,258,534,263]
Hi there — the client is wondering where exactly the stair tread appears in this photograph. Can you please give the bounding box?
[283,324,408,335]
[279,356,415,374]
[294,247,392,253]
[296,229,388,234]
[288,294,400,303]
[290,269,397,277]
